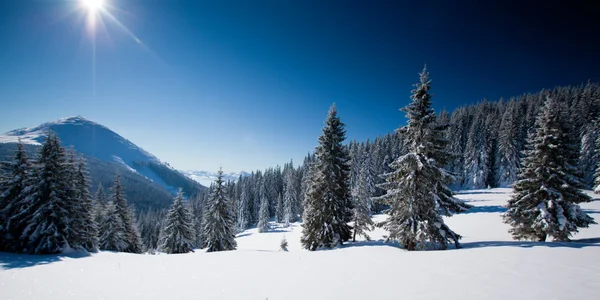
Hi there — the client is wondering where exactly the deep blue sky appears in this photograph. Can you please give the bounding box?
[1,0,598,172]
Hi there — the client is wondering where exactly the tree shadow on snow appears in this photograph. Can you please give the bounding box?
[236,232,253,238]
[455,191,507,195]
[583,209,600,214]
[0,251,90,270]
[341,239,400,249]
[461,239,600,249]
[463,205,507,214]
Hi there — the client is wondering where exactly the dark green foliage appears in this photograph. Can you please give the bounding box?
[301,104,353,250]
[0,141,32,252]
[110,174,143,253]
[378,67,470,250]
[159,188,196,254]
[504,97,596,241]
[202,169,237,252]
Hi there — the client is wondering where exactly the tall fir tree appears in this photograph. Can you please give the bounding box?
[111,174,143,253]
[283,167,299,224]
[0,141,32,252]
[92,183,108,232]
[377,67,471,250]
[17,132,74,254]
[257,183,270,233]
[98,201,128,251]
[72,156,99,252]
[159,188,196,253]
[275,192,284,223]
[351,160,375,242]
[504,97,596,241]
[202,169,237,252]
[301,104,353,250]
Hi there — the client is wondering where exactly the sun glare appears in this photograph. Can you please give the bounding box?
[82,0,105,13]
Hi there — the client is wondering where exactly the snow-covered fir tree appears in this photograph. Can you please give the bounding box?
[202,169,237,252]
[301,104,353,250]
[98,201,128,251]
[0,141,32,252]
[351,160,374,242]
[280,235,288,252]
[72,156,99,252]
[504,97,596,241]
[111,174,143,253]
[92,183,108,232]
[377,66,471,250]
[283,167,298,225]
[275,192,283,223]
[496,99,523,187]
[257,183,270,233]
[17,132,76,254]
[159,188,196,254]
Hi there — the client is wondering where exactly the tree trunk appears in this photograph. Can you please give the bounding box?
[537,233,547,242]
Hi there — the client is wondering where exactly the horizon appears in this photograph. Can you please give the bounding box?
[1,0,598,172]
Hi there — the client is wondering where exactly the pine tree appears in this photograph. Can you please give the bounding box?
[202,169,237,252]
[257,183,270,233]
[351,160,374,242]
[283,169,298,225]
[72,156,99,252]
[301,104,353,250]
[496,99,522,187]
[275,192,283,223]
[504,97,596,241]
[280,235,288,252]
[92,183,108,231]
[159,188,196,254]
[17,132,74,254]
[98,201,128,252]
[0,141,32,252]
[111,174,143,253]
[377,66,471,250]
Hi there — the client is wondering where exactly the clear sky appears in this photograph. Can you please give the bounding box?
[1,0,598,172]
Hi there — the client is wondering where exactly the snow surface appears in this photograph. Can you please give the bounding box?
[1,188,599,300]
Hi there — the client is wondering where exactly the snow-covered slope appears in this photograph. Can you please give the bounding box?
[0,116,203,195]
[182,170,250,186]
[1,189,599,300]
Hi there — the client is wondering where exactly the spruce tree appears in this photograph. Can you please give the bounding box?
[0,141,32,252]
[504,97,596,241]
[72,156,98,252]
[98,201,128,251]
[202,169,237,252]
[93,183,108,231]
[111,174,143,253]
[283,169,298,225]
[257,183,270,233]
[275,192,283,223]
[159,188,196,253]
[351,160,374,242]
[17,132,74,254]
[301,104,353,250]
[378,66,471,250]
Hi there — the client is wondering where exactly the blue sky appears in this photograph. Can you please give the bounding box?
[1,0,598,172]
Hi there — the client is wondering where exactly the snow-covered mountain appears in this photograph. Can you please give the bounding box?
[0,116,204,209]
[183,170,251,187]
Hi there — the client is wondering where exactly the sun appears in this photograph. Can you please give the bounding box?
[81,0,105,13]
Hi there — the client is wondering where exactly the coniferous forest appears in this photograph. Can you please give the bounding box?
[1,68,599,254]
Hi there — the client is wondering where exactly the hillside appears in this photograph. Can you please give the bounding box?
[1,189,598,300]
[0,116,204,210]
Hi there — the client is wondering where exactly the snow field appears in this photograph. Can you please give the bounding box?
[1,188,599,300]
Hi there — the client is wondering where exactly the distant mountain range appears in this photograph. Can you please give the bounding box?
[182,170,251,187]
[0,116,205,211]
